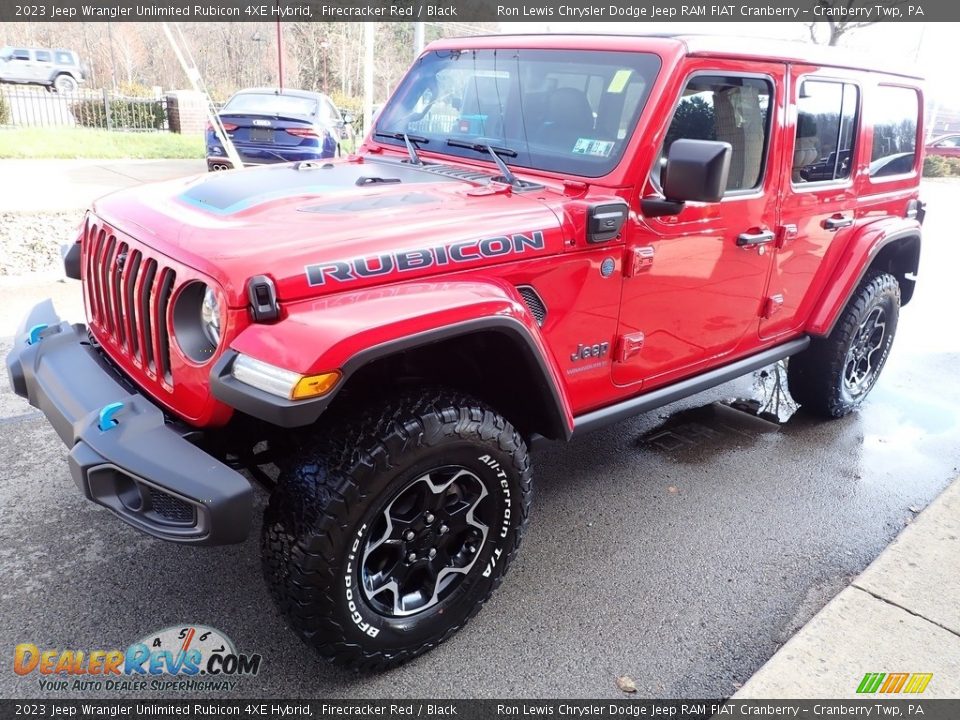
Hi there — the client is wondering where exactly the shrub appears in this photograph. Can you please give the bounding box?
[0,92,9,125]
[922,155,960,177]
[71,97,166,130]
[923,155,951,177]
[330,92,363,120]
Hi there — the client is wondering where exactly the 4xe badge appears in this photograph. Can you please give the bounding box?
[14,625,263,693]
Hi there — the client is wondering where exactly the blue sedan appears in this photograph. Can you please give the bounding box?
[206,88,349,171]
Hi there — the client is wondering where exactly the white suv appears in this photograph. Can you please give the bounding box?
[0,46,85,93]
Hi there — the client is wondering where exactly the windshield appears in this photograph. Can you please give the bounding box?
[376,48,660,178]
[222,93,318,118]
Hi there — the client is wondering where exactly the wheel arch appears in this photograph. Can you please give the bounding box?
[806,220,921,337]
[329,318,572,441]
[215,281,574,440]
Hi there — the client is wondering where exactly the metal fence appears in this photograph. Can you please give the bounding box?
[0,85,169,131]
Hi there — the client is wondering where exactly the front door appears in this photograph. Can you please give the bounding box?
[613,64,785,388]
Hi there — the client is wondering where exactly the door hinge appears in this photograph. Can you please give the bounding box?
[625,246,655,277]
[776,224,798,249]
[616,332,645,363]
[762,294,785,319]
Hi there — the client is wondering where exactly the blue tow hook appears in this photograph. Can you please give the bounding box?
[26,324,48,345]
[98,402,125,431]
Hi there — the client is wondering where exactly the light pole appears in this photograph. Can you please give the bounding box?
[320,40,330,93]
[250,31,264,86]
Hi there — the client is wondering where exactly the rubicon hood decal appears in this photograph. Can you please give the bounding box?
[305,231,547,286]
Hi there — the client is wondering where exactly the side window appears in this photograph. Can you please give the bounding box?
[793,80,858,184]
[870,85,920,178]
[55,52,75,66]
[34,50,51,63]
[11,49,30,61]
[663,75,772,193]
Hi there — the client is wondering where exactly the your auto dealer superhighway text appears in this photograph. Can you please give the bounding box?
[501,4,823,18]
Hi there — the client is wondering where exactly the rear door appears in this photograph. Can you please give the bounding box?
[614,62,785,388]
[32,49,53,83]
[760,67,861,339]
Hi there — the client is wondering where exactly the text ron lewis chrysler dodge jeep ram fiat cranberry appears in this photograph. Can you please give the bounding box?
[6,35,925,669]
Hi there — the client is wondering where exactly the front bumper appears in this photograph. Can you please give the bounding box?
[5,300,252,545]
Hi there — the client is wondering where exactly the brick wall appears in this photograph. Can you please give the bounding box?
[166,90,207,134]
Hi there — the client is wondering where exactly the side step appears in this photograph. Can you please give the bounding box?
[569,337,810,438]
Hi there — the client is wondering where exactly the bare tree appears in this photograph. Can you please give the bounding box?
[806,0,907,46]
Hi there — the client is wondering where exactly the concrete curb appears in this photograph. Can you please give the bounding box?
[735,478,960,698]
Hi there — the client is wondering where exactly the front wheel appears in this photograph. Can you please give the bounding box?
[788,271,900,418]
[261,390,532,670]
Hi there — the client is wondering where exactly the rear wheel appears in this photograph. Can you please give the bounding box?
[788,271,900,418]
[261,390,532,670]
[53,74,78,93]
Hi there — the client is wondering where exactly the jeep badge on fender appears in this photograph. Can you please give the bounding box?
[6,34,924,670]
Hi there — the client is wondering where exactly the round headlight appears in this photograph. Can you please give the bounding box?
[172,282,222,364]
[200,286,221,346]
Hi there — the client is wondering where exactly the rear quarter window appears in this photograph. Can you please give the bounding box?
[870,85,920,178]
[34,50,51,63]
[55,52,75,65]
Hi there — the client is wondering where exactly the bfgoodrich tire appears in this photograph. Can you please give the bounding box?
[788,271,900,418]
[261,390,532,670]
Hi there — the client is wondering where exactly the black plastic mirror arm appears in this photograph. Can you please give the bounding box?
[641,197,686,218]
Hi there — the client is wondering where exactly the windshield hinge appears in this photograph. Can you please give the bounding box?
[563,180,589,197]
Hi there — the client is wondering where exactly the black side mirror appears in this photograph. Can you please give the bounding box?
[642,139,732,218]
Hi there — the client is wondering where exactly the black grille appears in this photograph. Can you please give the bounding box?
[517,285,547,326]
[149,488,195,524]
[83,221,177,389]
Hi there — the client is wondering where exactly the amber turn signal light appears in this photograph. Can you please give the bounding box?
[291,371,341,400]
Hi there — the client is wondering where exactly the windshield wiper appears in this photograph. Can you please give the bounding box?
[373,131,428,165]
[445,139,520,186]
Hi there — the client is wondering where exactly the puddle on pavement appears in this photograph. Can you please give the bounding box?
[639,361,800,458]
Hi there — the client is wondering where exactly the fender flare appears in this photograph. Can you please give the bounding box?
[211,281,573,439]
[806,220,921,337]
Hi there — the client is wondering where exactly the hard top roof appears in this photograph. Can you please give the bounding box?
[426,33,923,81]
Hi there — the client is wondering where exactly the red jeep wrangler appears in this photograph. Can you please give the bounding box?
[7,35,925,669]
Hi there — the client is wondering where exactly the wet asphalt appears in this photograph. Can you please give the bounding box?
[0,180,957,700]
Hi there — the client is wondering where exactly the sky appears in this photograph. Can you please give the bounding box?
[498,21,960,112]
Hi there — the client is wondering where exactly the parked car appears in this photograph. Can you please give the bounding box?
[206,88,349,171]
[0,46,84,92]
[8,35,925,671]
[924,133,960,158]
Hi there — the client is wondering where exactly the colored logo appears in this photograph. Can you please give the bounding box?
[14,625,262,693]
[856,672,933,694]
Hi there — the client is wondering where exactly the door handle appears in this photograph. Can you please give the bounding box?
[823,215,854,231]
[737,229,776,247]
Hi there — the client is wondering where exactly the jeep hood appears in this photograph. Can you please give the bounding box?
[92,157,566,306]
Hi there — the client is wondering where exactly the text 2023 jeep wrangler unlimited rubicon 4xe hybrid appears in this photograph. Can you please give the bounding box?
[7,35,925,669]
